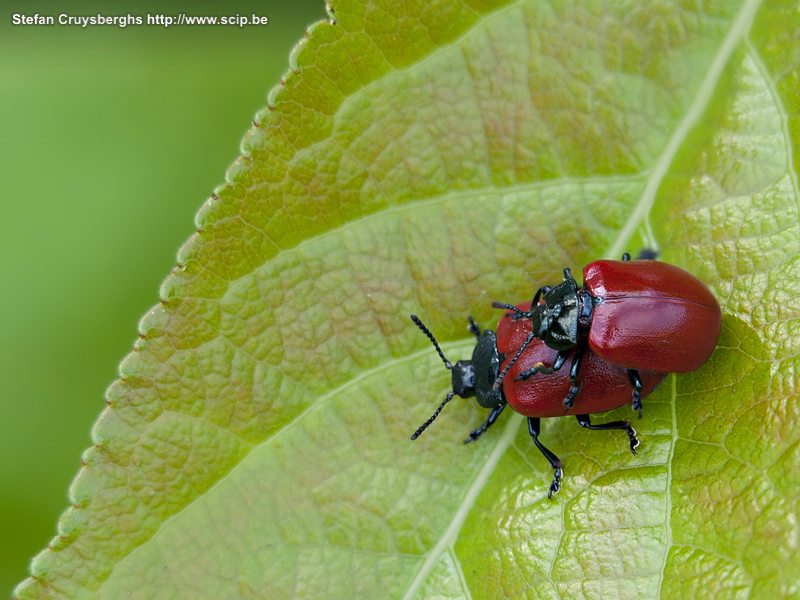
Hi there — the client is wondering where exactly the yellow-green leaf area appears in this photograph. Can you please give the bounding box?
[16,0,800,599]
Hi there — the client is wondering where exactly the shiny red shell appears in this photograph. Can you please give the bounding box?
[496,302,666,418]
[583,260,722,373]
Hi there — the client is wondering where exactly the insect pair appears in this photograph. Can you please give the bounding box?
[410,255,721,498]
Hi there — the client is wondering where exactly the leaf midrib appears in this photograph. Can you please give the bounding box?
[607,0,764,260]
[401,411,523,600]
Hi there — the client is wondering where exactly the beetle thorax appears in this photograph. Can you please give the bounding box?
[471,330,505,408]
[531,278,581,351]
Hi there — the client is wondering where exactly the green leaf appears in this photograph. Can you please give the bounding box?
[15,0,800,598]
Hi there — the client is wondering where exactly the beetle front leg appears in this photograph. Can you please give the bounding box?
[627,369,643,417]
[467,316,480,338]
[464,401,507,444]
[528,417,563,499]
[562,344,585,411]
[515,349,570,380]
[575,413,639,455]
[532,285,553,307]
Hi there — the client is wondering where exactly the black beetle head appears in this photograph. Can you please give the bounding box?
[409,315,504,441]
[450,360,475,398]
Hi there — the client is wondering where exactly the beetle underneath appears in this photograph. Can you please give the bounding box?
[410,304,665,497]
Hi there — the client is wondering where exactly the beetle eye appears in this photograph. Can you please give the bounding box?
[451,361,475,397]
[464,369,475,389]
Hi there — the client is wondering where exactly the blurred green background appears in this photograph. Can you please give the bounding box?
[0,1,326,594]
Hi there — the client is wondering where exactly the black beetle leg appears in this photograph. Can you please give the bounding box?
[464,401,507,444]
[575,413,639,455]
[528,417,563,499]
[621,252,631,261]
[515,349,570,381]
[467,316,480,337]
[532,285,553,307]
[562,344,585,411]
[627,369,643,417]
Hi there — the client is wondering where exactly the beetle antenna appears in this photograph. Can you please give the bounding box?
[410,315,453,369]
[492,333,535,390]
[410,392,455,440]
[492,301,527,317]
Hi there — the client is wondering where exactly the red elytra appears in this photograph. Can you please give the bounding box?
[496,302,666,418]
[583,260,722,373]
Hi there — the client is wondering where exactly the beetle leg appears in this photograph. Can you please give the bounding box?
[575,413,639,455]
[528,417,563,499]
[562,344,585,411]
[627,369,643,417]
[621,252,631,261]
[464,401,507,444]
[515,349,570,381]
[532,285,552,307]
[467,316,480,337]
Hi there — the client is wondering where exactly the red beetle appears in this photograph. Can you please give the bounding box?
[409,302,666,498]
[494,254,721,415]
[496,302,666,418]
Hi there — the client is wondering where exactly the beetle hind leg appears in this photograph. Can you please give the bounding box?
[527,417,563,499]
[464,401,507,444]
[575,413,639,455]
[627,369,643,417]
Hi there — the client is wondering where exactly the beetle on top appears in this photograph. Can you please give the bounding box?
[493,253,721,415]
